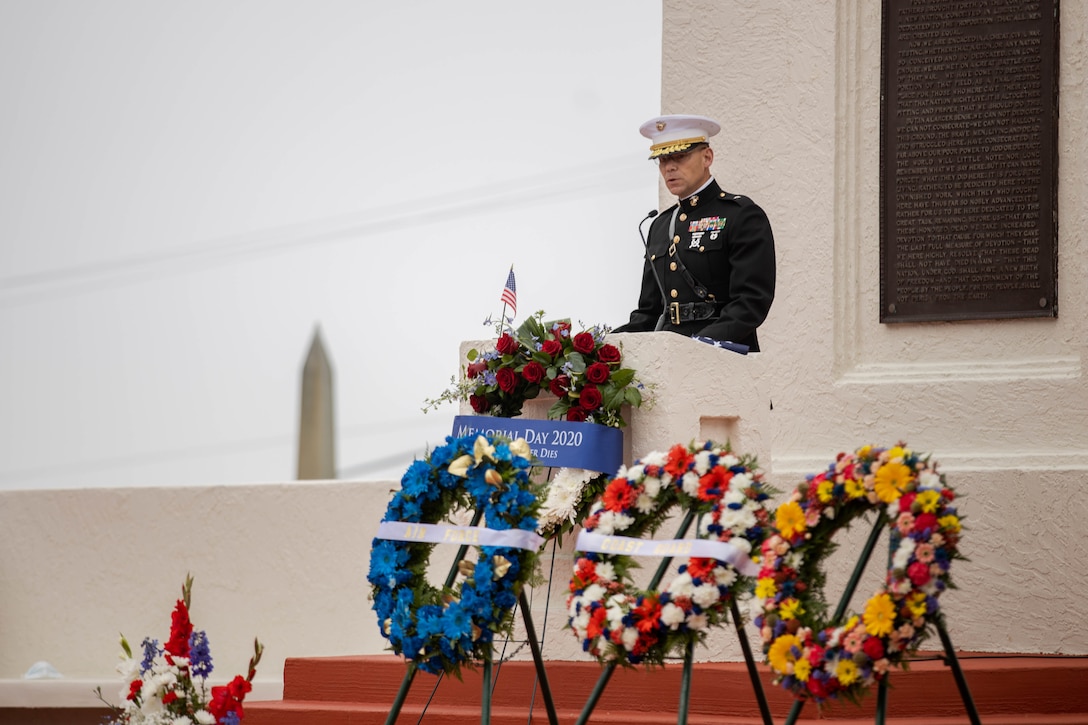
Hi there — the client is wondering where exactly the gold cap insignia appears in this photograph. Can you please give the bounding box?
[656,121,666,131]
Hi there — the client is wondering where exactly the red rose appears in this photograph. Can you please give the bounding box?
[862,635,885,661]
[469,394,489,413]
[549,374,571,397]
[496,334,518,356]
[907,560,931,586]
[598,344,621,363]
[567,407,587,422]
[579,385,602,411]
[572,332,596,354]
[522,361,545,384]
[165,600,192,658]
[540,339,562,358]
[496,367,517,393]
[466,360,487,379]
[585,362,610,384]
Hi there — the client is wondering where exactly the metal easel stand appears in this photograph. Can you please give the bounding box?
[783,513,981,725]
[384,507,560,725]
[574,511,774,725]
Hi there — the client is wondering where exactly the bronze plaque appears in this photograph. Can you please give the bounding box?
[880,0,1059,322]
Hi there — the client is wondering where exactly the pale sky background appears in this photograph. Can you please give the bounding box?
[0,1,662,489]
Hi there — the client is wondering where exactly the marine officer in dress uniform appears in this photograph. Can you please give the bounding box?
[614,114,776,352]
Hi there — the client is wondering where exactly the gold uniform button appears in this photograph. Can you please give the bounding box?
[720,192,726,198]
[673,235,680,244]
[679,213,687,222]
[669,262,677,271]
[691,196,699,206]
[699,246,705,252]
[670,289,678,299]
[650,254,657,261]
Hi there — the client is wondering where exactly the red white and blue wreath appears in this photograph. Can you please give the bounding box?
[368,434,543,676]
[567,441,774,665]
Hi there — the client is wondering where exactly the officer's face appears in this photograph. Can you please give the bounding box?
[658,145,713,199]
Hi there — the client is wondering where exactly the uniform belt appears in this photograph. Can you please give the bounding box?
[668,301,722,325]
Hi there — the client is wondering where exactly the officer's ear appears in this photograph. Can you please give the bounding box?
[702,145,715,170]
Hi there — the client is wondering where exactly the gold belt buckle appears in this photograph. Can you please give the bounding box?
[669,302,681,325]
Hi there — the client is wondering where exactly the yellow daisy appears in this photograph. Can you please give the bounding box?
[794,656,812,682]
[907,591,928,618]
[755,577,778,599]
[916,489,940,513]
[776,500,807,539]
[873,462,911,503]
[817,479,834,503]
[768,634,801,674]
[863,592,896,637]
[844,478,866,499]
[939,514,961,533]
[779,598,804,620]
[835,658,859,685]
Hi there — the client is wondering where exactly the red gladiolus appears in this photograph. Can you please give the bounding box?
[572,332,596,354]
[208,675,251,721]
[165,600,192,658]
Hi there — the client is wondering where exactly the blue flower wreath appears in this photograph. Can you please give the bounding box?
[367,433,543,676]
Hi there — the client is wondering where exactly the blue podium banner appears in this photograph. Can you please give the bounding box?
[452,415,622,474]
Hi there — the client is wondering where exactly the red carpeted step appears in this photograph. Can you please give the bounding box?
[246,653,1088,725]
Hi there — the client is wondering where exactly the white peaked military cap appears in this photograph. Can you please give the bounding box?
[640,114,721,159]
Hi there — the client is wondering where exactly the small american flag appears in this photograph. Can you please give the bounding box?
[500,266,517,315]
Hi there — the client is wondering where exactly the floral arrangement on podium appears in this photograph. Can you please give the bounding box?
[425,312,646,539]
[97,575,263,725]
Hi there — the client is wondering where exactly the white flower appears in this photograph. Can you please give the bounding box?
[640,450,667,467]
[606,605,624,627]
[661,603,686,629]
[785,551,803,569]
[595,512,616,535]
[573,610,590,633]
[918,471,942,490]
[730,537,753,555]
[611,512,635,532]
[719,453,739,468]
[727,469,747,487]
[621,627,639,650]
[713,566,738,587]
[642,476,661,498]
[635,493,656,514]
[693,582,721,608]
[719,507,756,532]
[681,471,700,496]
[595,562,616,582]
[892,537,916,569]
[667,572,695,597]
[694,450,713,475]
[583,583,605,603]
[625,464,645,481]
[195,712,217,725]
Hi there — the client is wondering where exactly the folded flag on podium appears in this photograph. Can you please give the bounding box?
[692,336,749,355]
[500,266,517,315]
